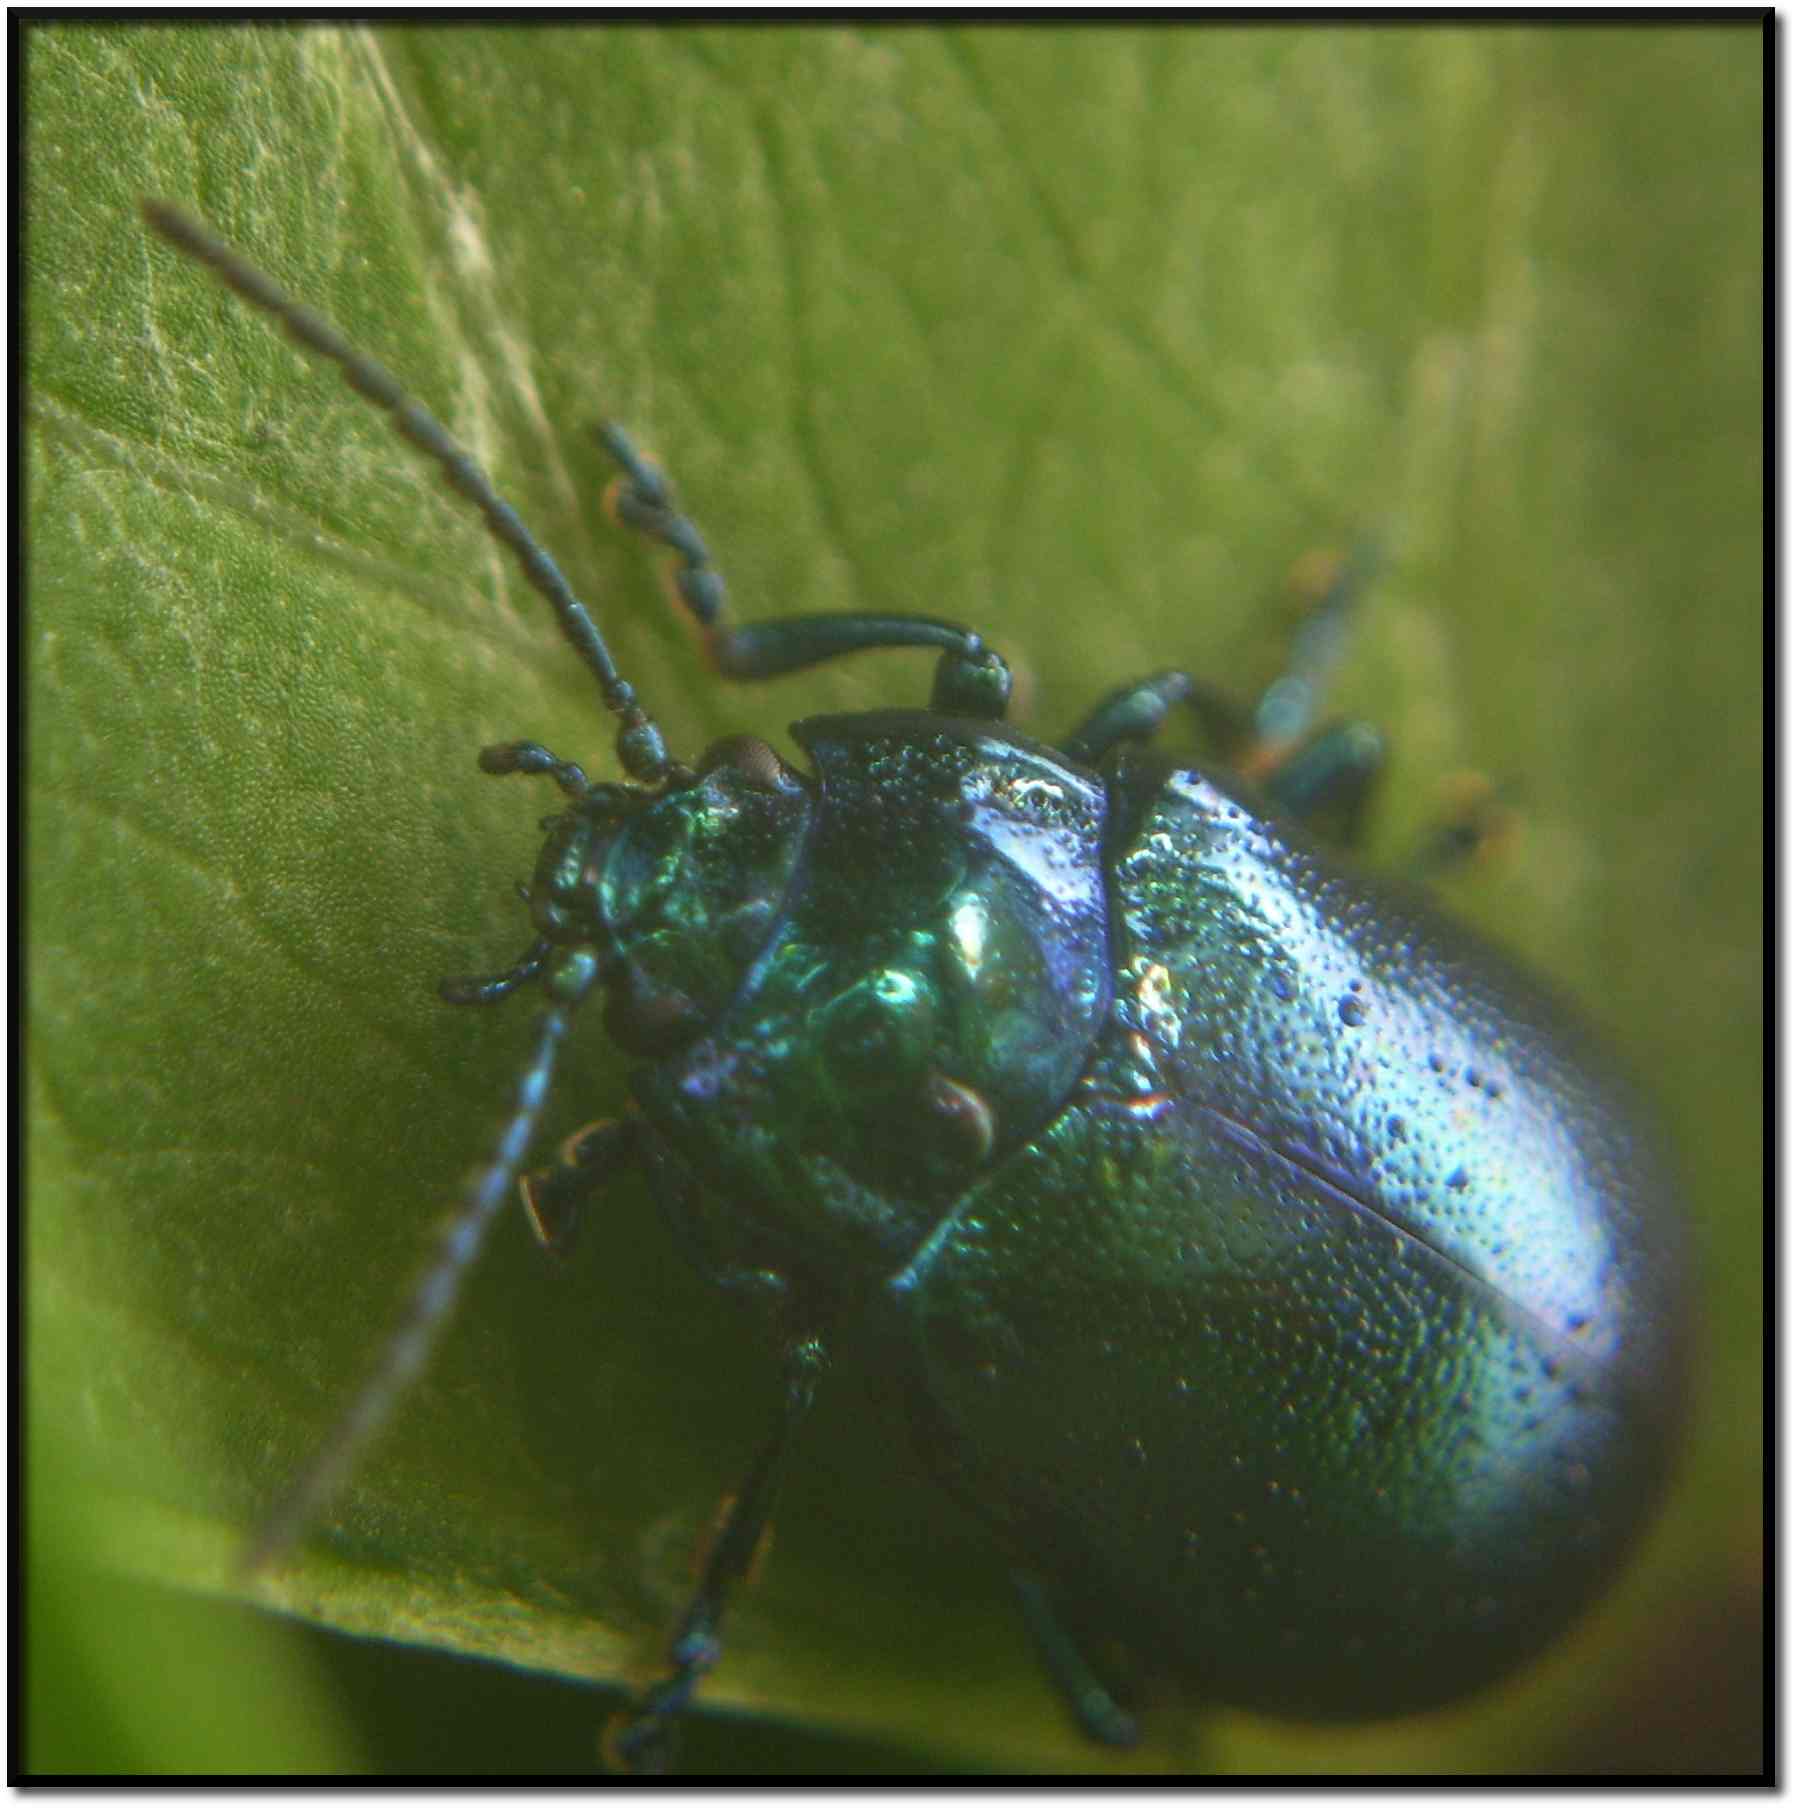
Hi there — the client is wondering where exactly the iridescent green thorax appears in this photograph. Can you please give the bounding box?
[635,714,1114,1287]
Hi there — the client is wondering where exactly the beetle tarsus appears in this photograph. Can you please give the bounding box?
[438,938,552,1007]
[1011,1571,1141,1750]
[608,1338,826,1774]
[476,740,591,798]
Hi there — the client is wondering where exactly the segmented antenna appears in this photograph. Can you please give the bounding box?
[140,200,670,784]
[138,203,622,1569]
[241,1007,571,1574]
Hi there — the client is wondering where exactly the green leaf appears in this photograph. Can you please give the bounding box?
[27,23,1761,1775]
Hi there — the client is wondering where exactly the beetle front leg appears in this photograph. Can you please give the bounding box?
[438,938,553,1007]
[597,423,1012,719]
[516,1116,641,1259]
[605,1336,829,1774]
[474,739,591,797]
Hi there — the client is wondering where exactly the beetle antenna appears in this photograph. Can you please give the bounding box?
[140,201,672,786]
[241,1007,571,1575]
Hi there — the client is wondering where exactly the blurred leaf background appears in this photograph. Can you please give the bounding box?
[24,23,1761,1776]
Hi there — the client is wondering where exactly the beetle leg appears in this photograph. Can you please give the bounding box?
[605,1336,829,1774]
[1062,670,1248,766]
[473,739,591,797]
[1258,719,1387,847]
[438,937,553,1007]
[597,423,1012,719]
[1065,544,1383,775]
[1231,540,1384,797]
[1240,539,1382,767]
[518,1116,640,1259]
[1406,770,1524,880]
[1011,1572,1139,1749]
[1067,543,1389,847]
[1060,665,1382,854]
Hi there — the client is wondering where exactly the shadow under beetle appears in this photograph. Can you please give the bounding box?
[144,201,1692,1771]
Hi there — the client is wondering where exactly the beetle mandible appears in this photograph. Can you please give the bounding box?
[142,201,1691,1771]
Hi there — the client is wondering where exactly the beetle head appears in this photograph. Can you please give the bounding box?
[526,734,813,1057]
